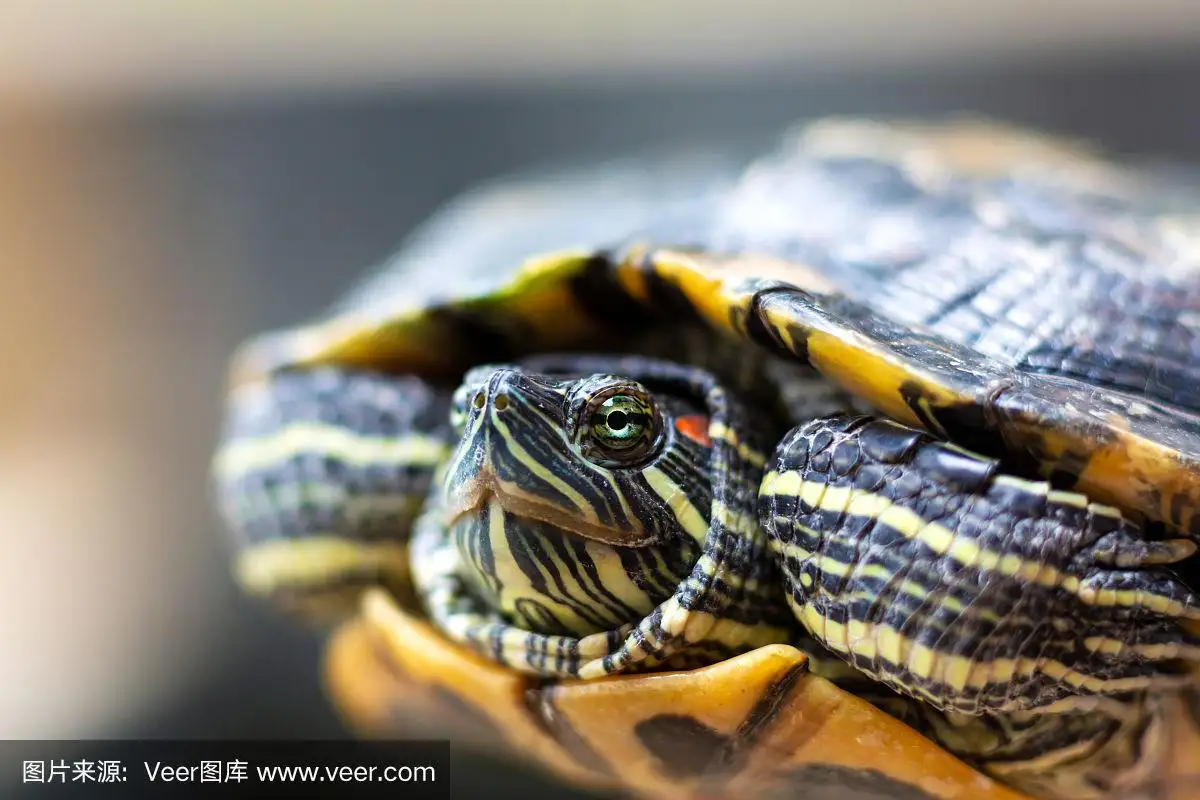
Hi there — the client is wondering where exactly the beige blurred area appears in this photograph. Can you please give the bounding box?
[1,0,1199,751]
[2,1,1200,103]
[0,121,243,736]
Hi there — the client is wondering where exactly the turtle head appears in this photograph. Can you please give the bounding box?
[444,360,715,548]
[439,357,715,635]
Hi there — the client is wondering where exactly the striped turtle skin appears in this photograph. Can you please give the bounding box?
[411,355,793,678]
[762,415,1199,717]
[212,118,1200,800]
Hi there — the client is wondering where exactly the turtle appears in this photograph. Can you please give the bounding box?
[212,118,1200,800]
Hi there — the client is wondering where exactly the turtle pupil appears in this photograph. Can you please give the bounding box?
[607,410,628,431]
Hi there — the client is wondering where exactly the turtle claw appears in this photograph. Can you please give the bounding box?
[1089,534,1197,568]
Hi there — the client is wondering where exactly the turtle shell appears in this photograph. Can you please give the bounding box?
[230,117,1200,536]
[329,586,1041,800]
[224,118,1200,798]
[327,587,1200,800]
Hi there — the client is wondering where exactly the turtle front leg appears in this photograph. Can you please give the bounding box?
[758,412,1200,717]
[212,368,453,620]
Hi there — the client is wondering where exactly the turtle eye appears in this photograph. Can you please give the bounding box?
[579,387,663,467]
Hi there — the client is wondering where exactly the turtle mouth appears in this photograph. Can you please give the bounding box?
[445,469,658,547]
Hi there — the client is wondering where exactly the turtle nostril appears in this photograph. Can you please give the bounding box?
[472,391,486,409]
[494,393,510,411]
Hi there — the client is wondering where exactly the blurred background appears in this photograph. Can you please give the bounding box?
[2,1,1200,797]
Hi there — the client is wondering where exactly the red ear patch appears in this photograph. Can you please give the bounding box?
[674,415,712,447]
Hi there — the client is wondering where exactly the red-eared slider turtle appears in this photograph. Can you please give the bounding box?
[213,118,1200,800]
